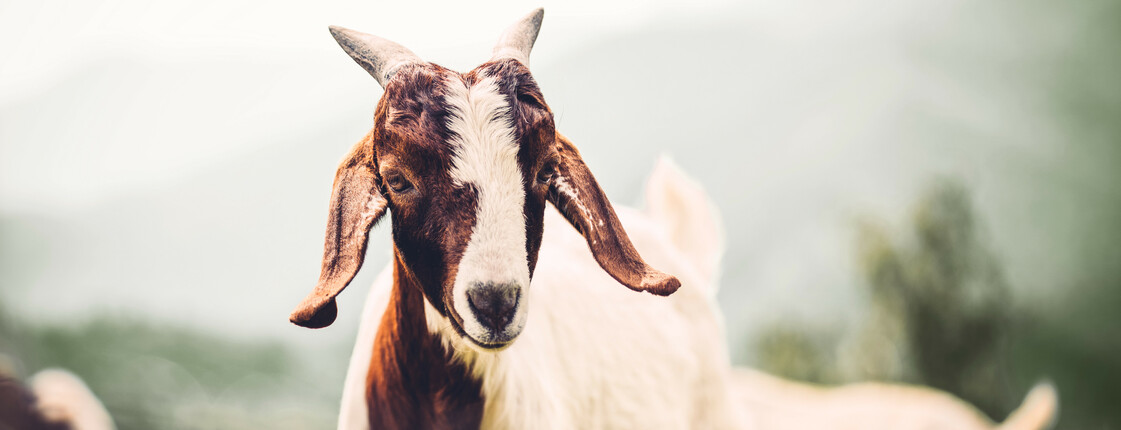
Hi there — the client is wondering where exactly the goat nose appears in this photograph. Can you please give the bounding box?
[466,282,520,331]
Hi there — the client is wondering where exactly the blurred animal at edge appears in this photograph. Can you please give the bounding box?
[0,361,116,430]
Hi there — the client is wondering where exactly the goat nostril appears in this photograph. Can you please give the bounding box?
[466,282,520,330]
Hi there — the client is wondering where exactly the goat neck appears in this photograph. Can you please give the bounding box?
[365,249,483,429]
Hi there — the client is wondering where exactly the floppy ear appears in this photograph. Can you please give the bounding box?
[547,133,681,296]
[290,130,387,328]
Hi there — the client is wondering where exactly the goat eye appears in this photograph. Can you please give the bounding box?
[536,163,556,184]
[385,174,413,193]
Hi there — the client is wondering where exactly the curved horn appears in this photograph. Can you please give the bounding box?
[491,8,544,66]
[329,25,422,87]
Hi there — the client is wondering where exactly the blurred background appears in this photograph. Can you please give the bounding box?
[1,0,1119,428]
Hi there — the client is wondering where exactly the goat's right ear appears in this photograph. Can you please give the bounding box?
[290,130,387,328]
[546,133,681,296]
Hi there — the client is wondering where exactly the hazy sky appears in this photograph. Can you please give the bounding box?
[0,0,739,212]
[2,0,1116,363]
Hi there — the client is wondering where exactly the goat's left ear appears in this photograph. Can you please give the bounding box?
[290,130,387,328]
[547,133,681,296]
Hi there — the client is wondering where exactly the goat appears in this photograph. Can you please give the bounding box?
[290,9,1058,430]
[289,9,736,429]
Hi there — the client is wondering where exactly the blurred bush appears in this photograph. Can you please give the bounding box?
[753,179,1121,428]
[0,305,337,430]
[841,181,1016,417]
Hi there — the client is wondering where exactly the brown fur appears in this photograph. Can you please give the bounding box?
[548,133,680,296]
[364,251,483,429]
[0,376,72,430]
[290,129,386,328]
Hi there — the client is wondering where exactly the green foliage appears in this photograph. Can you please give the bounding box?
[755,181,1020,420]
[0,307,336,430]
[752,326,835,385]
[754,177,1121,428]
[1008,279,1121,429]
[851,181,1016,417]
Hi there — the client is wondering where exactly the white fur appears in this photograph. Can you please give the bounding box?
[444,76,531,344]
[336,267,394,430]
[337,157,740,429]
[644,155,725,288]
[552,174,601,236]
[428,207,740,429]
[335,158,1055,430]
[730,369,1057,430]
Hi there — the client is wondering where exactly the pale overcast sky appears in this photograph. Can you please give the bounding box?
[2,0,1112,363]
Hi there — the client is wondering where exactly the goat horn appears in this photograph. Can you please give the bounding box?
[329,25,422,87]
[491,8,544,67]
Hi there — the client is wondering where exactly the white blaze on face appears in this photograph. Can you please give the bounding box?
[445,76,530,344]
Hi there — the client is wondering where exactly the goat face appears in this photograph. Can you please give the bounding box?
[289,9,681,350]
[373,59,555,348]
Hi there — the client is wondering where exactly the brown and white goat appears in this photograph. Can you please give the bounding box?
[290,8,1057,430]
[289,8,735,429]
